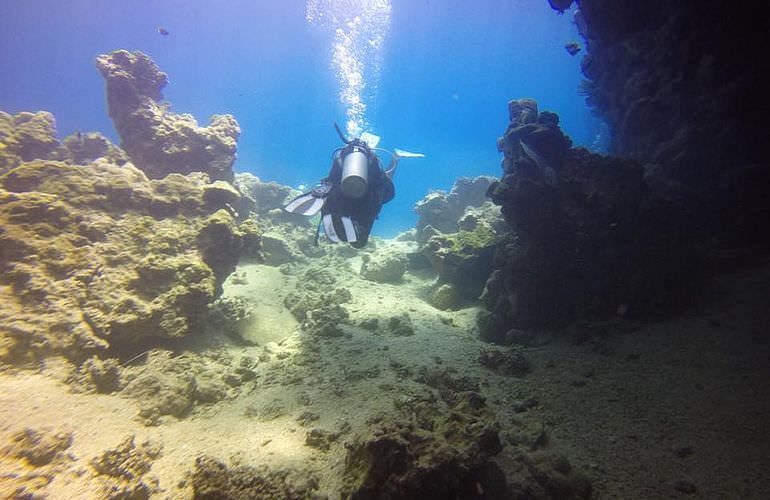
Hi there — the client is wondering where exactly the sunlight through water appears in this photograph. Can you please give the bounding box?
[306,0,391,137]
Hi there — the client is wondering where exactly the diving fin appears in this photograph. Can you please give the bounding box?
[393,148,425,159]
[284,181,333,216]
[360,132,381,148]
[284,194,325,216]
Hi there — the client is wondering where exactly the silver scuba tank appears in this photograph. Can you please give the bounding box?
[340,146,369,198]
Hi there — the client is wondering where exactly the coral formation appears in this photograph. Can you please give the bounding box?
[91,435,161,498]
[572,0,770,264]
[0,154,259,363]
[342,387,505,498]
[96,50,240,183]
[480,99,697,336]
[360,249,408,283]
[414,176,496,244]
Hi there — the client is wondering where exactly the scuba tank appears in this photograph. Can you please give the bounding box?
[340,145,369,198]
[334,123,372,199]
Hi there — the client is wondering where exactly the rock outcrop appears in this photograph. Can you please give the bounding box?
[0,151,259,364]
[95,50,239,183]
[566,0,770,262]
[415,177,507,309]
[414,176,496,245]
[480,99,697,338]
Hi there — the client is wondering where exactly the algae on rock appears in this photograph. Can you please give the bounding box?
[95,50,239,183]
[0,158,260,363]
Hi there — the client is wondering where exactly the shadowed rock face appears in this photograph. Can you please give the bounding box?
[480,99,700,338]
[477,1,770,336]
[95,50,239,183]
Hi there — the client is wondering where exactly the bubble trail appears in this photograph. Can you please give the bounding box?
[307,0,391,138]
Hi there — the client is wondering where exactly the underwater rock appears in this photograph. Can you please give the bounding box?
[0,157,259,363]
[95,50,239,183]
[69,356,123,394]
[206,296,254,341]
[91,435,161,498]
[547,0,574,13]
[234,172,295,215]
[0,111,59,167]
[510,451,592,499]
[422,208,505,305]
[304,304,349,337]
[259,231,302,266]
[124,368,196,424]
[414,176,496,244]
[574,0,770,265]
[360,249,408,283]
[342,389,506,499]
[62,131,128,166]
[386,313,414,337]
[121,350,244,423]
[478,348,531,377]
[191,455,320,499]
[481,98,700,334]
[7,428,73,467]
[428,283,462,311]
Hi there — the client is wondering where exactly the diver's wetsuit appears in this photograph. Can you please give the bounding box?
[322,151,395,248]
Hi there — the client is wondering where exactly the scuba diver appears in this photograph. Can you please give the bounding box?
[284,124,423,248]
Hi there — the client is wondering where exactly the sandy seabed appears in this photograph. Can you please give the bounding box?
[1,241,769,499]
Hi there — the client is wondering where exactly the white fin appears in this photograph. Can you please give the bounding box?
[393,148,425,158]
[360,132,381,148]
[340,216,357,243]
[323,213,340,243]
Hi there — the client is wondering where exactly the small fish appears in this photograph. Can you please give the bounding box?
[0,142,6,150]
[157,27,169,36]
[565,42,581,56]
[520,139,558,186]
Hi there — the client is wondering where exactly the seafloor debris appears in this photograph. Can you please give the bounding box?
[191,455,320,499]
[478,347,532,377]
[91,434,162,498]
[6,428,73,467]
[341,389,505,498]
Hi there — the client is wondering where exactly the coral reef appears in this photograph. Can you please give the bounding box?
[96,50,240,183]
[0,111,127,174]
[480,99,698,336]
[0,153,259,363]
[422,203,505,308]
[413,176,507,310]
[414,175,496,244]
[6,428,73,467]
[570,0,770,263]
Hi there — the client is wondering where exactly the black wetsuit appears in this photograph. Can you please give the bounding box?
[322,152,395,248]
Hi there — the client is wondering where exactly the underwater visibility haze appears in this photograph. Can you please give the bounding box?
[0,0,601,236]
[1,0,769,498]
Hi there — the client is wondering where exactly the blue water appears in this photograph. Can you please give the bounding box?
[0,0,601,237]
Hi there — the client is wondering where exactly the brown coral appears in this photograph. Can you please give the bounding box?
[0,159,259,363]
[95,50,239,183]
